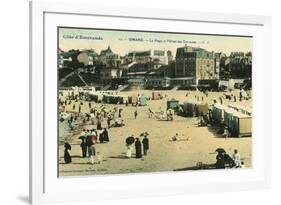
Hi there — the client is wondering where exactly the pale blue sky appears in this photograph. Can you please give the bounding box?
[59,27,252,57]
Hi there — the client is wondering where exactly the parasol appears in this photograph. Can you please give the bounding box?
[215,148,226,154]
[64,142,71,150]
[78,136,85,140]
[126,136,135,145]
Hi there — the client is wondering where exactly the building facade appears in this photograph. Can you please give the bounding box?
[125,49,173,66]
[174,46,215,85]
[99,46,122,68]
[100,68,123,85]
[225,52,252,79]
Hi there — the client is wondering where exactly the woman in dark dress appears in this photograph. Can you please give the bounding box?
[215,152,225,169]
[142,135,149,156]
[99,130,104,143]
[135,138,142,158]
[103,128,109,142]
[64,142,72,164]
[86,134,94,156]
[97,119,102,130]
[79,136,87,158]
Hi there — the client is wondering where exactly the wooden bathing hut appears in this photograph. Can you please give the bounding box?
[196,103,209,115]
[230,112,252,137]
[152,91,163,100]
[212,104,228,123]
[224,108,236,128]
[167,98,179,110]
[130,95,138,106]
[139,95,147,106]
[183,100,197,117]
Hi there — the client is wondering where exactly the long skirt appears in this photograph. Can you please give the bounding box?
[126,146,132,158]
[64,151,72,164]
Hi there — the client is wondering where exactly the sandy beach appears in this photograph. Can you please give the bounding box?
[59,90,252,176]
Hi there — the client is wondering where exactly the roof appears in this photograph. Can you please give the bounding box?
[224,108,236,114]
[128,50,151,57]
[126,72,147,75]
[168,98,179,102]
[232,112,251,119]
[214,103,228,110]
[176,46,214,58]
[100,46,114,55]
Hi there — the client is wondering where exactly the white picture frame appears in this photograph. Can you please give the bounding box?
[29,0,272,204]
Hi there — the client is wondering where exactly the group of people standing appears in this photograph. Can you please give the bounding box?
[79,129,109,163]
[63,128,110,165]
[126,133,149,159]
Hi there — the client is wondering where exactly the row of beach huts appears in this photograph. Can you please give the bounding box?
[166,99,252,138]
[212,103,252,137]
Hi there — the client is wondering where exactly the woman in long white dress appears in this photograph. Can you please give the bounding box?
[126,145,132,158]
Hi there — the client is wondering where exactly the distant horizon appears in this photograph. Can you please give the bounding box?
[59,27,252,57]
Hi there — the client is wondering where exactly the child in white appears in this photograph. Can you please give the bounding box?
[232,149,241,168]
[96,152,102,164]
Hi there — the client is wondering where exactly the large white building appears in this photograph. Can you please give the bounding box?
[125,49,173,66]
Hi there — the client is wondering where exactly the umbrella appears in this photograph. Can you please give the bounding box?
[64,142,71,150]
[215,148,226,154]
[126,136,135,145]
[78,136,85,140]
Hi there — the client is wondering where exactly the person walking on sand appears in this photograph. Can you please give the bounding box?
[64,142,72,164]
[86,130,94,157]
[134,109,138,120]
[69,114,73,123]
[107,115,111,129]
[239,88,243,101]
[142,134,149,156]
[99,129,105,143]
[97,119,102,130]
[103,128,109,142]
[89,144,96,165]
[89,129,97,144]
[135,138,142,158]
[79,135,87,158]
[148,107,154,118]
[118,108,123,118]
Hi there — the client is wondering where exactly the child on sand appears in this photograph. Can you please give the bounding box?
[96,152,102,164]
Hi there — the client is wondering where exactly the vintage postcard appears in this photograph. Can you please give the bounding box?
[58,27,252,176]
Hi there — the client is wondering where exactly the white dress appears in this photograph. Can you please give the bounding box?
[126,145,132,158]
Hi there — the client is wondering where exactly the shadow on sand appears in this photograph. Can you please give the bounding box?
[108,155,130,159]
[59,155,85,159]
[174,164,217,171]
